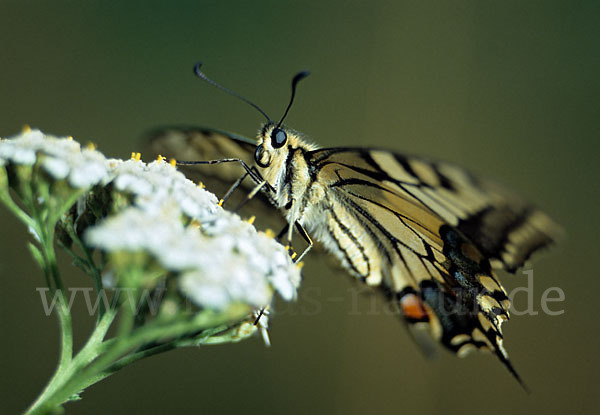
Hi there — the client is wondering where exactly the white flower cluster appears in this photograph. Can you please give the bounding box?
[88,158,301,309]
[1,129,301,311]
[0,128,109,188]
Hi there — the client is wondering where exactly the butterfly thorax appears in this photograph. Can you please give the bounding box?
[255,123,319,223]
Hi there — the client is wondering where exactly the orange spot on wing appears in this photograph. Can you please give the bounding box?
[400,294,428,321]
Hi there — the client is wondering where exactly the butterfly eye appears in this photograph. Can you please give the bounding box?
[271,128,287,148]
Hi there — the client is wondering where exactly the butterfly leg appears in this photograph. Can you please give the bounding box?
[176,158,264,185]
[273,219,297,257]
[233,180,267,213]
[177,158,271,210]
[293,221,313,263]
[221,165,266,205]
[252,306,271,346]
[274,223,297,259]
[275,221,312,263]
[275,223,290,241]
[220,171,249,206]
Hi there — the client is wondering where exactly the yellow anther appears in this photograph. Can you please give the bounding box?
[156,154,166,162]
[169,158,176,167]
[247,215,256,225]
[218,199,224,207]
[197,181,205,189]
[134,152,141,161]
[67,136,73,140]
[264,229,275,238]
[131,152,136,159]
[86,142,97,151]
[295,261,305,270]
[291,252,297,260]
[22,125,31,133]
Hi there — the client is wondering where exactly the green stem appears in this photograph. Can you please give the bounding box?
[25,308,247,415]
[23,182,74,375]
[24,308,118,415]
[99,342,179,379]
[42,232,73,370]
[62,225,106,319]
[0,186,35,228]
[98,324,234,379]
[24,176,74,369]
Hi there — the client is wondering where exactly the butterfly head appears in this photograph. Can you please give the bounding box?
[254,123,290,168]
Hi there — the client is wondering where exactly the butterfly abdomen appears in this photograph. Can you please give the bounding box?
[304,191,383,284]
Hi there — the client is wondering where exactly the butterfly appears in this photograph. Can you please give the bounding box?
[148,63,561,388]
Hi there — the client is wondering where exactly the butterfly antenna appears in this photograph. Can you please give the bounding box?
[276,70,310,129]
[193,62,272,123]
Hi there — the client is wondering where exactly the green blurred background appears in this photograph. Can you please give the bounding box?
[1,1,598,414]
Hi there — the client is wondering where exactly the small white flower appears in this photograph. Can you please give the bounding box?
[40,156,70,180]
[68,149,110,188]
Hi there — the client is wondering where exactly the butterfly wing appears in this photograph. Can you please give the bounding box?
[306,147,560,384]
